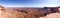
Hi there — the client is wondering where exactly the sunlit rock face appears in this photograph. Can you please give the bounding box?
[0,11,3,18]
[0,6,4,18]
[0,6,27,18]
[39,13,60,18]
[58,8,60,13]
[0,6,60,18]
[46,13,60,18]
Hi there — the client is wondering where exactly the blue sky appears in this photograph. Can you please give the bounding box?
[0,0,60,7]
